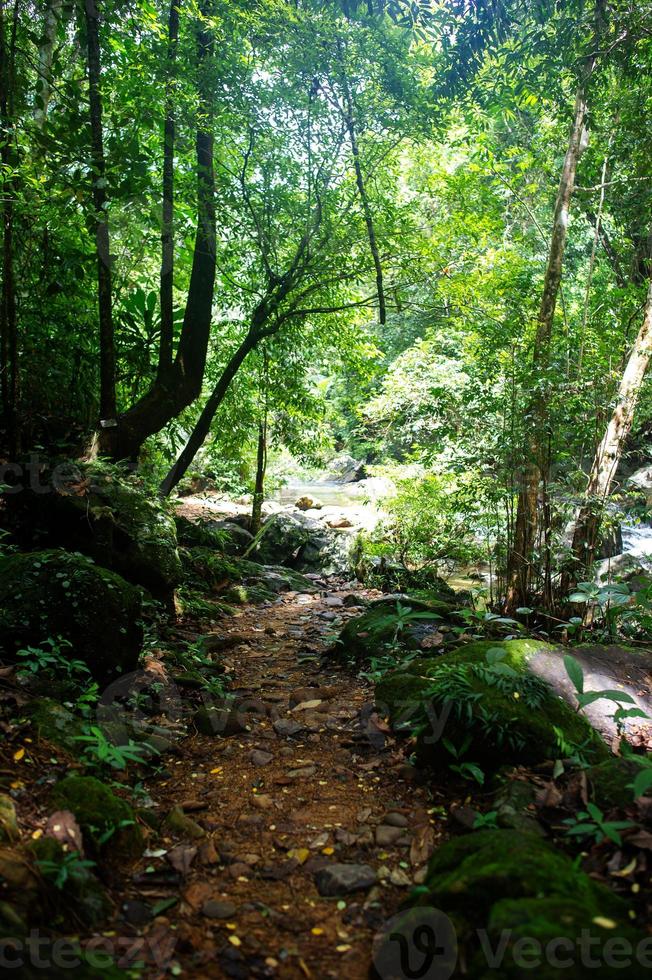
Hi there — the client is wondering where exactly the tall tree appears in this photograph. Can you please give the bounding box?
[0,0,19,453]
[504,0,606,611]
[84,0,116,424]
[98,0,216,460]
[567,273,652,578]
[158,0,181,379]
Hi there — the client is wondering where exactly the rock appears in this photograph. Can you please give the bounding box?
[314,863,377,896]
[24,696,83,754]
[202,899,237,919]
[250,749,274,766]
[193,705,249,737]
[252,794,274,810]
[51,775,143,858]
[376,640,608,769]
[412,830,647,979]
[337,594,460,666]
[0,794,19,843]
[175,515,254,556]
[5,464,182,602]
[295,531,353,576]
[586,757,651,810]
[327,454,367,484]
[296,495,323,511]
[122,899,153,926]
[0,550,143,682]
[273,719,305,739]
[255,512,317,565]
[164,806,205,840]
[375,825,404,846]
[383,812,408,828]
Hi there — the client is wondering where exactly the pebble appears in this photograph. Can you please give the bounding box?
[202,899,237,919]
[314,863,377,897]
[375,825,404,846]
[383,812,409,828]
[250,749,273,766]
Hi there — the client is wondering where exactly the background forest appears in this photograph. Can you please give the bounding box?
[2,0,652,612]
[2,3,652,976]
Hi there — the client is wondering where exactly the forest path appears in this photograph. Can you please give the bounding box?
[135,585,437,979]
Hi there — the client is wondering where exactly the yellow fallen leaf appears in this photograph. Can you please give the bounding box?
[210,767,223,775]
[592,917,617,930]
[228,935,241,947]
[610,858,637,878]
[13,748,25,762]
[31,829,43,840]
[322,847,334,856]
[226,923,237,930]
[10,781,23,790]
[288,848,311,865]
[336,945,352,953]
[310,927,324,936]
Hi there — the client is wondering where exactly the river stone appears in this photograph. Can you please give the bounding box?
[314,863,377,896]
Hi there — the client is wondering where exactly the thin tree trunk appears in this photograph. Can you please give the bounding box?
[251,350,269,535]
[157,0,180,378]
[34,0,63,127]
[0,0,19,454]
[338,50,386,324]
[566,278,652,579]
[504,0,605,611]
[84,0,116,424]
[99,0,216,460]
[159,329,258,497]
[250,419,267,536]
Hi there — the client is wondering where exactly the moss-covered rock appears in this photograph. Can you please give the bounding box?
[0,551,142,682]
[0,795,19,844]
[376,640,607,767]
[586,756,651,810]
[21,698,84,753]
[182,547,317,602]
[4,463,181,602]
[338,594,460,665]
[30,836,110,928]
[175,514,253,556]
[50,775,142,859]
[411,830,646,979]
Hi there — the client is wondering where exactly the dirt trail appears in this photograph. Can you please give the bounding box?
[131,586,438,979]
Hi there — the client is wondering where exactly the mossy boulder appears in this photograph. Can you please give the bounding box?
[182,547,317,602]
[337,595,461,665]
[175,514,254,556]
[376,640,607,767]
[30,836,110,928]
[4,463,181,602]
[254,512,316,565]
[50,775,142,859]
[0,551,142,682]
[21,699,84,753]
[586,756,651,810]
[411,830,647,979]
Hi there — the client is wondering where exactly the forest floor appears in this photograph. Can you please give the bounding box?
[125,583,446,979]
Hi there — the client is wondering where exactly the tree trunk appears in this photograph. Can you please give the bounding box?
[504,0,606,611]
[99,0,216,461]
[157,0,180,378]
[84,0,116,424]
[34,0,63,127]
[0,0,19,454]
[159,330,258,497]
[250,419,267,536]
[338,52,386,325]
[566,278,652,580]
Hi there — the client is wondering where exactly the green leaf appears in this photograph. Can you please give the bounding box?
[563,655,584,695]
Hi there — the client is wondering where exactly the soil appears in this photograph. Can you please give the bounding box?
[110,585,446,978]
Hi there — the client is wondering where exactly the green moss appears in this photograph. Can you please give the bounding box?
[182,547,316,603]
[587,757,650,810]
[51,775,142,859]
[30,837,110,929]
[376,640,607,767]
[412,830,647,978]
[22,698,84,753]
[0,551,143,682]
[338,596,457,665]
